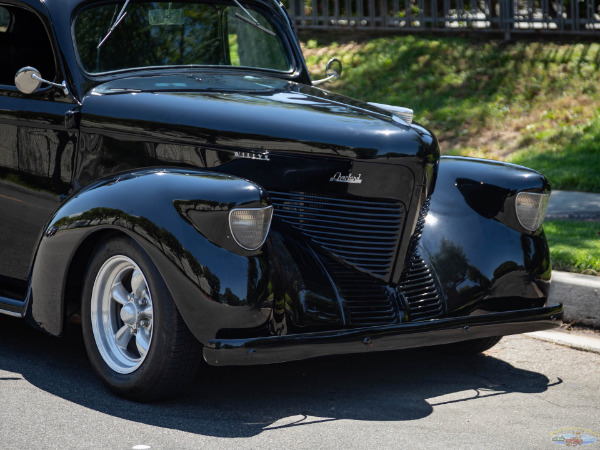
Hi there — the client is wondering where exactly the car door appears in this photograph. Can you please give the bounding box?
[0,4,77,300]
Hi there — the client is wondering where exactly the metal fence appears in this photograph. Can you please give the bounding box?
[285,0,600,37]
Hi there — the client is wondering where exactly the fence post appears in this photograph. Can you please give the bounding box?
[501,0,512,39]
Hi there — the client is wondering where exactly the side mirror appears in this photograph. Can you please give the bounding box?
[313,58,343,86]
[325,58,342,80]
[15,66,71,97]
[14,67,42,94]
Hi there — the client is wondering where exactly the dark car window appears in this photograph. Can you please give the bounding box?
[0,6,10,32]
[0,5,56,87]
[74,1,291,74]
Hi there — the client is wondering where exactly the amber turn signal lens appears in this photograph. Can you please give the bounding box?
[515,192,550,231]
[229,206,273,250]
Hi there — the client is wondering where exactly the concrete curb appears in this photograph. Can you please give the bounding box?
[549,271,600,329]
[526,329,600,354]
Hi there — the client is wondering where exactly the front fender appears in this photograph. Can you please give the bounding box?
[421,157,552,316]
[28,169,272,340]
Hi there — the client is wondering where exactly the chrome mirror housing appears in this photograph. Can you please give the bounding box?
[313,58,342,86]
[15,66,72,98]
[325,58,342,79]
[14,67,42,94]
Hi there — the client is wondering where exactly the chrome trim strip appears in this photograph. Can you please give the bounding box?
[0,307,23,318]
[0,295,26,318]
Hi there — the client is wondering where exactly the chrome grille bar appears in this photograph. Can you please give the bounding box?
[269,191,404,278]
[398,250,444,321]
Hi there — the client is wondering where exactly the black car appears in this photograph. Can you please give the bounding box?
[0,0,562,401]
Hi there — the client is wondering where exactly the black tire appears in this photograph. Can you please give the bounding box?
[81,235,202,402]
[433,336,503,355]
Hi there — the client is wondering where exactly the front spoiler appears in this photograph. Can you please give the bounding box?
[203,304,563,366]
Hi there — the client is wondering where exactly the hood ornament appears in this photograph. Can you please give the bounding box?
[330,172,362,184]
[368,102,413,125]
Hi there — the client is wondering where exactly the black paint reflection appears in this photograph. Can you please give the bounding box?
[0,109,77,282]
[430,238,490,314]
[52,207,229,301]
[456,178,509,219]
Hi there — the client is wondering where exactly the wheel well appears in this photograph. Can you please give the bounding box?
[63,229,128,317]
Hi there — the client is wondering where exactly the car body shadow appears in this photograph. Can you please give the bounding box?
[0,316,557,438]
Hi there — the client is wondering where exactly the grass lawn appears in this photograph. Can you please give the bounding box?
[544,220,600,274]
[301,34,600,193]
[508,116,600,192]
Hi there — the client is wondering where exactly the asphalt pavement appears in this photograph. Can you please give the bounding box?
[546,190,600,221]
[1,315,599,449]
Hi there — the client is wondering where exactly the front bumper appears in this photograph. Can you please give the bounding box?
[203,304,563,366]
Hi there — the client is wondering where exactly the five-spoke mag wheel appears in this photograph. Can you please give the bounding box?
[90,255,154,374]
[81,236,202,401]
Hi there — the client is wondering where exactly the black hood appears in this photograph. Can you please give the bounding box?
[80,72,438,164]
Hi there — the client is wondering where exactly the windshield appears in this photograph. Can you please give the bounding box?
[74,1,292,74]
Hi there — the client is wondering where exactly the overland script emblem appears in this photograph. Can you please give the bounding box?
[329,172,362,184]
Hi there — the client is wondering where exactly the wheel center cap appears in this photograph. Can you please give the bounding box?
[120,302,138,326]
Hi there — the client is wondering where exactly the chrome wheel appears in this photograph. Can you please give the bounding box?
[90,255,154,374]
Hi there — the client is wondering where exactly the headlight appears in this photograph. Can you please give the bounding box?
[229,206,273,250]
[515,192,550,231]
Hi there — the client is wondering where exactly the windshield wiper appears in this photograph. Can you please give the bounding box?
[232,0,276,36]
[97,0,131,48]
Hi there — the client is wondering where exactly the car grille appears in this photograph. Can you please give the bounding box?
[323,258,399,326]
[402,198,430,278]
[269,191,404,278]
[398,250,444,321]
[269,191,442,326]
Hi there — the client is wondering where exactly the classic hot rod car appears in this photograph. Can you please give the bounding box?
[0,0,562,401]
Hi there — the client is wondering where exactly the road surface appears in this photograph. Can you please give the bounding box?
[0,315,598,449]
